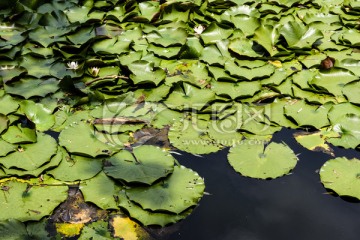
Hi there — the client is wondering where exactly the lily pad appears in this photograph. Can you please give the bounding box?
[326,114,360,149]
[0,219,29,240]
[320,157,360,200]
[4,78,59,99]
[20,100,55,131]
[0,95,19,115]
[104,145,174,185]
[48,153,103,182]
[118,190,191,227]
[59,121,118,158]
[168,119,221,155]
[0,133,57,171]
[80,172,119,210]
[342,81,360,104]
[0,114,9,134]
[1,124,37,144]
[284,100,332,129]
[294,131,334,156]
[0,179,68,221]
[228,142,298,179]
[126,165,205,214]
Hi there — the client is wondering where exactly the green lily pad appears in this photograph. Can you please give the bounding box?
[0,179,68,221]
[1,124,37,144]
[104,145,174,185]
[0,219,29,240]
[253,25,279,56]
[0,95,19,115]
[2,147,63,177]
[20,100,55,131]
[48,153,103,182]
[310,69,358,97]
[294,131,334,156]
[4,78,59,99]
[284,100,332,129]
[164,83,215,111]
[128,60,166,85]
[92,37,131,55]
[126,165,205,214]
[59,122,118,158]
[168,119,221,155]
[146,27,187,47]
[280,21,323,49]
[328,102,360,124]
[320,157,360,200]
[78,221,112,240]
[0,133,57,171]
[211,80,262,99]
[0,114,9,134]
[118,190,191,227]
[80,172,119,210]
[200,23,233,45]
[342,81,360,104]
[326,114,360,149]
[228,142,298,179]
[0,139,16,157]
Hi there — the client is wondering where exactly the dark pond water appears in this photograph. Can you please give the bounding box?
[168,128,360,240]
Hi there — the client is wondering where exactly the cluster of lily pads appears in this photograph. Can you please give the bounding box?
[1,0,360,237]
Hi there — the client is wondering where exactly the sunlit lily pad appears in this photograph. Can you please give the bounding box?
[1,124,37,144]
[4,78,59,99]
[48,153,103,182]
[326,114,360,149]
[0,95,19,115]
[320,157,360,200]
[20,100,55,131]
[342,81,360,104]
[294,131,334,156]
[104,145,174,185]
[59,121,118,158]
[228,142,298,179]
[126,165,205,214]
[118,190,191,227]
[0,179,68,221]
[0,133,57,171]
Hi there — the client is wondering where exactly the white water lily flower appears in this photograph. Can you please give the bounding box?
[67,61,79,70]
[90,67,100,76]
[194,25,205,34]
[0,65,15,70]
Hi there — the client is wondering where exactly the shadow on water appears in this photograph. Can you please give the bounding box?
[169,128,360,240]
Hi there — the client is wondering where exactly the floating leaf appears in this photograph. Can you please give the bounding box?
[310,69,358,96]
[200,23,233,45]
[228,142,298,179]
[128,60,166,85]
[78,221,112,240]
[146,28,187,47]
[294,131,334,156]
[164,83,215,111]
[4,78,59,99]
[253,25,279,56]
[48,153,103,182]
[0,179,68,221]
[80,172,119,210]
[284,100,332,129]
[326,114,360,149]
[0,219,28,240]
[20,100,55,131]
[104,145,174,185]
[320,157,360,200]
[342,81,360,104]
[1,124,37,144]
[0,133,57,171]
[0,114,9,134]
[280,21,323,49]
[59,122,118,158]
[0,139,16,157]
[126,166,205,214]
[0,94,19,115]
[111,215,149,240]
[118,190,190,227]
[168,120,221,155]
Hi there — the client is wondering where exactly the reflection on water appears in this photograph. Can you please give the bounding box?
[170,128,360,240]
